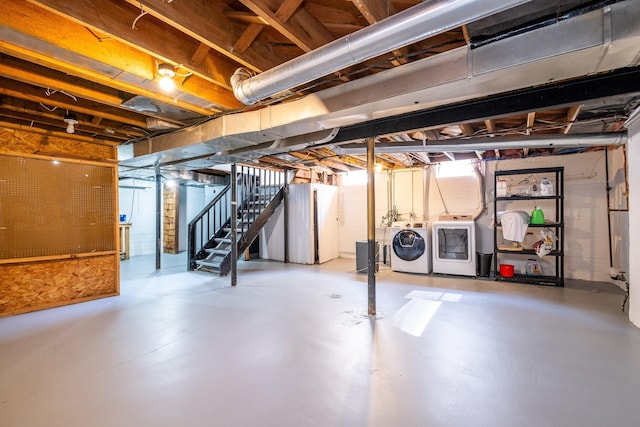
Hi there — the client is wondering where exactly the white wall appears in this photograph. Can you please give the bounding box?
[337,169,426,258]
[119,181,226,256]
[336,149,628,283]
[626,111,639,327]
[118,179,157,256]
[483,151,626,282]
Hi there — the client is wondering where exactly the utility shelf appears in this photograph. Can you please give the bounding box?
[495,273,563,287]
[495,249,563,256]
[496,195,562,201]
[494,166,564,287]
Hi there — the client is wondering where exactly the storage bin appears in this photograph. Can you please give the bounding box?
[499,264,514,277]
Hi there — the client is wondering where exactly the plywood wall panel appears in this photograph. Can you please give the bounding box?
[0,255,118,316]
[0,128,116,160]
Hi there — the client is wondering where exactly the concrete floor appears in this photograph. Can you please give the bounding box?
[1,255,639,426]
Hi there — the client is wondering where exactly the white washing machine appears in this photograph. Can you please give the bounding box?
[390,221,432,274]
[432,220,476,276]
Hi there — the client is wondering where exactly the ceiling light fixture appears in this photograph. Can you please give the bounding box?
[157,62,176,92]
[63,112,78,134]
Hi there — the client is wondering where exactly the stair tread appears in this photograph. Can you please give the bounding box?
[196,260,221,268]
[205,248,228,254]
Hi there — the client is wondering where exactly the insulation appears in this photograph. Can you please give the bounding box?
[0,128,116,160]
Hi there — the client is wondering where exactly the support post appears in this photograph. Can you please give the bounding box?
[284,169,290,263]
[155,171,162,270]
[367,137,376,316]
[231,163,238,286]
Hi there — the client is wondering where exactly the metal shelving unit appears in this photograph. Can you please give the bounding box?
[493,167,564,286]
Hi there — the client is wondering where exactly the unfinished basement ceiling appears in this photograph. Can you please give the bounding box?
[1,0,639,176]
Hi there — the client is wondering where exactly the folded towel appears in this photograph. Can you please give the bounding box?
[499,211,530,243]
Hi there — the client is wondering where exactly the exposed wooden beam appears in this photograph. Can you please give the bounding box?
[564,104,583,134]
[28,0,239,91]
[240,0,333,52]
[124,0,286,72]
[0,41,232,115]
[461,25,471,44]
[526,112,536,135]
[0,77,150,128]
[0,55,123,106]
[0,107,129,141]
[0,1,240,110]
[336,155,367,169]
[0,119,120,146]
[234,23,265,55]
[459,123,474,137]
[484,119,496,135]
[225,11,270,25]
[0,97,146,137]
[190,43,211,65]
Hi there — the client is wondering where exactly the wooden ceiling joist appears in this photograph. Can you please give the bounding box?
[0,77,150,128]
[240,0,332,52]
[0,0,240,111]
[123,0,287,72]
[564,104,583,134]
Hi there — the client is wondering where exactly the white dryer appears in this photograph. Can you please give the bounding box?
[432,220,476,276]
[390,221,432,274]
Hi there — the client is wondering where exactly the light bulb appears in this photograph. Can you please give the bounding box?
[63,112,78,134]
[159,75,176,91]
[157,63,176,92]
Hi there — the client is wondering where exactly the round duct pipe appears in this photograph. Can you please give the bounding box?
[231,0,531,105]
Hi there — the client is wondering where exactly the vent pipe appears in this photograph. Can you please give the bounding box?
[231,0,531,105]
[334,133,628,155]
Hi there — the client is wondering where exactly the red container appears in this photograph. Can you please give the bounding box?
[500,264,515,277]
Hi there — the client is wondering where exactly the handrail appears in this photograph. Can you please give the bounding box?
[188,185,232,270]
[188,164,288,272]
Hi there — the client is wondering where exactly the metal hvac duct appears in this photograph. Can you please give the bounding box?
[333,134,628,155]
[231,0,531,105]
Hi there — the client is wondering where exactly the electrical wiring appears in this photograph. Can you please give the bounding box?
[132,8,148,30]
[44,87,78,102]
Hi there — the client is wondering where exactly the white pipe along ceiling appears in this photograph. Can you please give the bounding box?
[333,134,629,155]
[231,0,531,105]
[118,0,640,177]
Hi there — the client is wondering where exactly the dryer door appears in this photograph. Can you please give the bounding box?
[392,230,425,261]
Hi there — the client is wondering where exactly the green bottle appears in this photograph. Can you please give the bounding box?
[531,206,545,225]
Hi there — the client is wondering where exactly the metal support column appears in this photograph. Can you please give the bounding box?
[284,169,290,263]
[231,163,238,286]
[155,171,162,270]
[367,137,376,316]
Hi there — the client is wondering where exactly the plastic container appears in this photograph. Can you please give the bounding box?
[499,264,514,277]
[540,177,553,196]
[526,259,542,276]
[531,206,545,224]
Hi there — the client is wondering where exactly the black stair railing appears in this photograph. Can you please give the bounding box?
[188,165,287,273]
[187,184,232,270]
[235,165,285,248]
